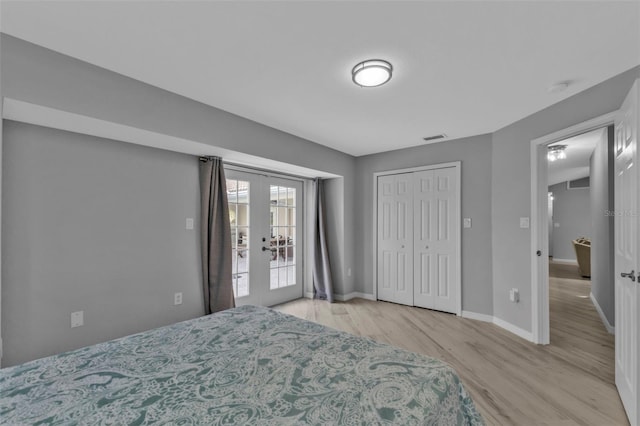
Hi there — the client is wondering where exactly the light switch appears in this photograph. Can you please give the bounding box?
[463,218,472,228]
[519,217,530,228]
[71,311,84,328]
[185,218,194,230]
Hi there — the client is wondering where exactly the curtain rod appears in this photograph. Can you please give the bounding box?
[223,162,314,182]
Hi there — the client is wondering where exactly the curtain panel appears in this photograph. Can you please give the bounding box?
[199,157,235,314]
[313,179,335,302]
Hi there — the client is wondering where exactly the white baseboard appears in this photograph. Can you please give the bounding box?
[334,292,376,302]
[303,296,535,342]
[461,311,493,323]
[590,292,615,334]
[551,258,577,264]
[493,317,534,342]
[463,311,535,342]
[304,292,376,302]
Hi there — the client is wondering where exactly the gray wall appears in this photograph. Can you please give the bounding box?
[0,34,359,366]
[491,66,640,332]
[548,181,591,261]
[0,34,357,297]
[2,121,203,366]
[355,134,493,315]
[590,126,615,326]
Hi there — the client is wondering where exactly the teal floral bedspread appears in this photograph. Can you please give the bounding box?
[0,305,483,425]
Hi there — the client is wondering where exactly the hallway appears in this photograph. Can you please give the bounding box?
[549,260,616,386]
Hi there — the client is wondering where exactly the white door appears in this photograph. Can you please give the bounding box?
[225,170,303,307]
[614,79,639,426]
[413,167,459,313]
[377,173,413,306]
[377,165,460,314]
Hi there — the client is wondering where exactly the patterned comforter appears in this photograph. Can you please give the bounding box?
[0,305,483,425]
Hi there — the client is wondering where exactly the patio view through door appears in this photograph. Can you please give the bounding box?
[225,169,303,306]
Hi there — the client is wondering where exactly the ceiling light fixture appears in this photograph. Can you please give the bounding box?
[352,59,393,87]
[547,144,567,162]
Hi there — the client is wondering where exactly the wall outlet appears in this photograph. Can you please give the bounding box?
[463,218,472,228]
[519,217,530,228]
[554,223,560,228]
[174,292,183,305]
[509,288,520,303]
[185,218,194,230]
[71,311,84,328]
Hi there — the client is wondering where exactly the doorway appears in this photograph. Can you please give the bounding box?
[545,127,614,344]
[530,112,616,345]
[225,169,304,306]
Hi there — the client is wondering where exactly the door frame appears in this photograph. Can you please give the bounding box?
[530,111,616,344]
[372,161,462,315]
[224,165,308,306]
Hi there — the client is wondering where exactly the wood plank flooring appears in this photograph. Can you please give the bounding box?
[275,262,628,425]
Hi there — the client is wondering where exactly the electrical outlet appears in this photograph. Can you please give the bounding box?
[71,311,84,328]
[185,218,194,230]
[174,292,183,305]
[463,218,472,228]
[509,289,520,303]
[519,217,530,228]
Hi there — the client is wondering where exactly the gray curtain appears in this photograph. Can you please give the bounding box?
[199,157,235,314]
[313,179,334,302]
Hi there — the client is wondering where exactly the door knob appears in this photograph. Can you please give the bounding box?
[262,246,270,252]
[620,270,636,282]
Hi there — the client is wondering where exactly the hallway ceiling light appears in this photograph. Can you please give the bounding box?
[352,59,393,87]
[548,144,567,162]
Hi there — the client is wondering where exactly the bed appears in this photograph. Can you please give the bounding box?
[0,305,483,425]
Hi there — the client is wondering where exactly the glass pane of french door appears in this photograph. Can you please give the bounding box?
[226,178,250,298]
[269,184,297,290]
[225,169,303,306]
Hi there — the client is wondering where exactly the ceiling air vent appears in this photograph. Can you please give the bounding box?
[567,177,590,189]
[423,134,447,142]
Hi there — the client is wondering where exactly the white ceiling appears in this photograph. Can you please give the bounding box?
[547,127,605,186]
[1,1,639,157]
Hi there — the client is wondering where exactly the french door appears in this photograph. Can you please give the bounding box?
[225,169,303,306]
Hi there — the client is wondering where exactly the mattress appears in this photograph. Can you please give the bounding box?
[0,305,483,425]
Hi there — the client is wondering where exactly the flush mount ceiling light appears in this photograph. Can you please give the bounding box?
[547,144,567,162]
[352,59,393,87]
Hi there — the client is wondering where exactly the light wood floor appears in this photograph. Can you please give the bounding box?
[275,262,628,425]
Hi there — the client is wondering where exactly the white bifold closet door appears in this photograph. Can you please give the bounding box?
[377,166,459,314]
[377,173,414,306]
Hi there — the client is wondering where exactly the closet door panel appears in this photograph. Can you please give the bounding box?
[377,174,413,306]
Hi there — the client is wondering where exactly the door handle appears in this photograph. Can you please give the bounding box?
[262,246,271,252]
[620,270,636,282]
